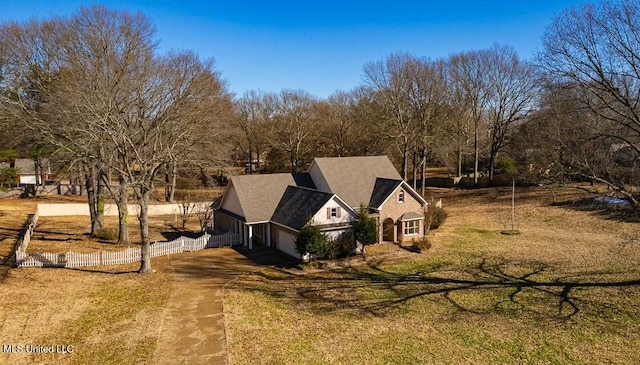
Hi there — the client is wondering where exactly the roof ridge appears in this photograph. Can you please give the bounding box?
[286,184,331,194]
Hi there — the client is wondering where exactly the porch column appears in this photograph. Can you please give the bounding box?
[393,221,398,243]
[248,225,253,249]
[266,224,271,247]
[243,224,248,247]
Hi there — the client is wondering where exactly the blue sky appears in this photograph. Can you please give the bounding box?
[0,1,592,98]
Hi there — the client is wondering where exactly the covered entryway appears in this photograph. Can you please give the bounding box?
[382,218,395,242]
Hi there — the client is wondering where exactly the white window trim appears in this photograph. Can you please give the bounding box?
[398,190,405,203]
[330,207,338,218]
[403,220,419,236]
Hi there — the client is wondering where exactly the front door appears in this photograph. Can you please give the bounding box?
[382,218,395,242]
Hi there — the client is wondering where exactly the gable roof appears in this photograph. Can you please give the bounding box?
[369,178,404,208]
[271,186,335,231]
[377,179,429,209]
[309,155,401,208]
[221,173,298,223]
[8,159,51,175]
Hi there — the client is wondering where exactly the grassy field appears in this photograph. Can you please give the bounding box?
[0,196,184,365]
[224,185,640,364]
[0,259,173,365]
[2,185,639,364]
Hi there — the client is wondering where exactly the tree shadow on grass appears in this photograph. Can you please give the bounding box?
[67,267,138,275]
[160,230,202,241]
[230,257,640,321]
[553,197,640,223]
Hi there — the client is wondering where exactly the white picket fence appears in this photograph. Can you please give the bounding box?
[15,213,242,268]
[14,211,39,265]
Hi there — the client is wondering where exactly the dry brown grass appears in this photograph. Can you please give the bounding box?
[27,215,202,253]
[0,258,173,365]
[0,195,176,365]
[224,184,640,364]
[0,198,37,274]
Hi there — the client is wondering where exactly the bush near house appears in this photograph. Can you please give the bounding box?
[424,205,448,232]
[295,225,328,257]
[296,226,357,261]
[411,236,432,252]
[353,205,377,245]
[326,232,356,259]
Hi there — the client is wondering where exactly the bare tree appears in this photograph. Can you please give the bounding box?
[538,0,640,204]
[446,50,489,185]
[3,6,232,273]
[364,53,421,180]
[270,89,318,173]
[317,91,357,157]
[324,86,389,157]
[441,75,471,177]
[406,58,448,194]
[195,204,213,232]
[234,90,275,173]
[484,44,537,182]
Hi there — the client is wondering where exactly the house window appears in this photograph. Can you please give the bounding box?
[398,190,405,203]
[327,207,341,219]
[403,220,419,236]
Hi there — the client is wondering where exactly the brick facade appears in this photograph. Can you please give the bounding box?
[377,187,424,243]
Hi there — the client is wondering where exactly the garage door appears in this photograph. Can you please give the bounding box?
[277,229,299,258]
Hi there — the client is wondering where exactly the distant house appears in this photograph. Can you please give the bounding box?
[0,158,52,185]
[212,156,427,258]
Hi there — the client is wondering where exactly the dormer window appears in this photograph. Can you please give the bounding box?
[398,190,405,203]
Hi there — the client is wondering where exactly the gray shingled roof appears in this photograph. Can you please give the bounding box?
[369,178,403,208]
[210,195,223,210]
[226,173,298,223]
[271,186,334,231]
[311,155,401,208]
[292,173,316,189]
[11,159,51,175]
[399,211,424,221]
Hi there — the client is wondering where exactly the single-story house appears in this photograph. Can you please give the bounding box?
[0,158,52,185]
[212,155,427,258]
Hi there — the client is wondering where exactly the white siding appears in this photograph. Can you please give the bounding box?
[308,162,331,193]
[311,196,355,225]
[19,175,37,184]
[276,228,299,258]
[323,227,353,240]
[220,181,244,217]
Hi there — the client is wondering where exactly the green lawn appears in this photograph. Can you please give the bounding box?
[224,186,640,364]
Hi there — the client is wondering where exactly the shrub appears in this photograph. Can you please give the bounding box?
[353,205,377,245]
[411,236,432,252]
[0,167,20,188]
[95,228,118,241]
[424,205,448,231]
[496,155,518,175]
[326,232,356,259]
[295,225,327,256]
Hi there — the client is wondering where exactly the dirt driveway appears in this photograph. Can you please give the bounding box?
[152,246,295,365]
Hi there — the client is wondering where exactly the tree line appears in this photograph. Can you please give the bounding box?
[1,1,639,272]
